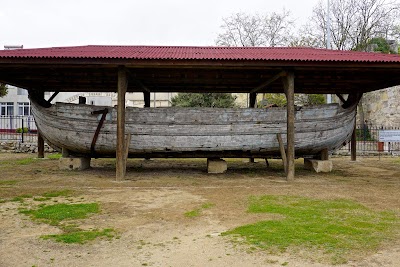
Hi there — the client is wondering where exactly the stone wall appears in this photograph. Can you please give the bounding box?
[0,142,55,153]
[361,86,400,127]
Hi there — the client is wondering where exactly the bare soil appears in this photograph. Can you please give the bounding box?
[0,153,399,267]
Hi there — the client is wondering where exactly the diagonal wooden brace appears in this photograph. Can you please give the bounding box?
[90,108,109,155]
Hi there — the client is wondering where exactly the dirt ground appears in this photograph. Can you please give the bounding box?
[0,153,399,267]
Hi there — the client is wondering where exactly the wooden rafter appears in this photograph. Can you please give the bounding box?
[250,71,287,93]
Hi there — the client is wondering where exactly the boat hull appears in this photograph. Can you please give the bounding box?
[31,99,356,158]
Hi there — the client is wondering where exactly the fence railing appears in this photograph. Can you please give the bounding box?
[0,116,37,143]
[339,124,400,153]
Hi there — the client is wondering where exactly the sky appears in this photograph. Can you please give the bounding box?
[0,0,321,49]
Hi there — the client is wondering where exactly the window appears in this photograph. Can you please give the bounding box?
[0,102,14,116]
[17,88,28,95]
[18,102,31,116]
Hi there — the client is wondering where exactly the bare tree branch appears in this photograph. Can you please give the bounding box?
[216,10,294,47]
[303,0,399,50]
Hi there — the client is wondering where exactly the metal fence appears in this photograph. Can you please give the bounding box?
[0,116,37,143]
[339,124,400,153]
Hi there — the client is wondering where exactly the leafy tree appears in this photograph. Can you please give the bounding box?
[0,83,8,97]
[259,93,326,107]
[171,93,237,108]
[368,37,397,53]
[295,94,327,106]
[259,94,287,107]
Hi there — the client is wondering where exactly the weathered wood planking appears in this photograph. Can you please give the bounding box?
[31,98,356,158]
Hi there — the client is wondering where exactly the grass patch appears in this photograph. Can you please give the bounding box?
[223,195,399,264]
[9,190,73,203]
[184,209,201,218]
[41,228,115,244]
[0,180,17,186]
[20,203,99,225]
[11,194,32,202]
[14,158,36,165]
[0,157,36,166]
[184,202,215,218]
[42,190,73,198]
[14,193,115,245]
[47,153,62,160]
[33,197,51,202]
[201,202,215,209]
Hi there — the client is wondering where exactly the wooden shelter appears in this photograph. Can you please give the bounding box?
[1,45,400,181]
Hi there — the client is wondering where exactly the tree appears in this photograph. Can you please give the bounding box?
[0,83,8,97]
[171,93,237,108]
[289,24,326,48]
[259,94,326,107]
[304,0,400,51]
[263,9,294,47]
[367,37,397,53]
[216,9,294,47]
[259,94,287,107]
[295,94,327,106]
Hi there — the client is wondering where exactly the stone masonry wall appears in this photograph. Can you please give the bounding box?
[362,86,400,127]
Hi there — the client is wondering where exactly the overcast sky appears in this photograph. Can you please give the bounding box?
[1,0,321,48]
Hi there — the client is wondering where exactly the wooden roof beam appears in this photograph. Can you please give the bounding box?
[126,69,151,92]
[250,71,287,93]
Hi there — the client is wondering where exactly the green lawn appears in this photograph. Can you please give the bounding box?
[20,203,99,225]
[223,195,399,264]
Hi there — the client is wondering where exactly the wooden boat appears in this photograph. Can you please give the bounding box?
[29,93,359,159]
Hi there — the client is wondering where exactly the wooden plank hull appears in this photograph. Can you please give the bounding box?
[30,99,356,158]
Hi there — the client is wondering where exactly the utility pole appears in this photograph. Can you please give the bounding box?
[326,0,331,50]
[326,0,332,104]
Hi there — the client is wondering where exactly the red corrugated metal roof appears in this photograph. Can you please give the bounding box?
[0,45,400,62]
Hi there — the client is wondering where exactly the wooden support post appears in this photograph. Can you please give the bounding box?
[144,91,150,108]
[62,147,70,158]
[249,92,257,108]
[116,66,128,181]
[37,91,45,158]
[351,121,357,161]
[37,133,45,158]
[143,92,151,160]
[277,133,287,174]
[249,92,257,163]
[283,71,295,181]
[79,96,86,104]
[320,148,329,160]
[123,133,132,177]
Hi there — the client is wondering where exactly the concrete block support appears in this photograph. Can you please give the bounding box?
[207,158,227,174]
[304,159,333,173]
[59,157,91,171]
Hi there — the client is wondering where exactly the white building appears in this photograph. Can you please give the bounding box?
[47,91,176,107]
[0,85,31,116]
[1,86,176,111]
